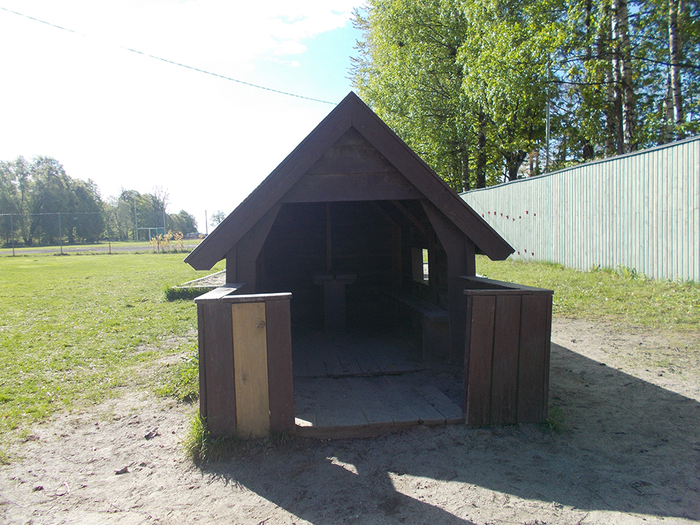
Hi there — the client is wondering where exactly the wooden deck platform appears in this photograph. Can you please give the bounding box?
[291,330,464,438]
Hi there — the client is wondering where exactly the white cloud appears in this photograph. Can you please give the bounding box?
[274,40,308,56]
[0,0,357,69]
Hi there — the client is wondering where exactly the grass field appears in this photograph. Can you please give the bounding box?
[0,252,222,459]
[0,239,201,256]
[1,252,698,461]
[476,256,700,333]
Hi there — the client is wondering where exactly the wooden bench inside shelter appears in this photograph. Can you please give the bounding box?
[382,291,449,361]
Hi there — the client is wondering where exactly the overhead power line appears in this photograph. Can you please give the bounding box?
[0,6,336,105]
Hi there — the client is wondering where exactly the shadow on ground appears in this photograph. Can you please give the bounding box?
[198,342,700,523]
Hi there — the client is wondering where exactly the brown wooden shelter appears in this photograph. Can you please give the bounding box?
[187,93,552,437]
[186,92,512,358]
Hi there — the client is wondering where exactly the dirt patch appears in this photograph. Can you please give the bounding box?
[2,319,699,524]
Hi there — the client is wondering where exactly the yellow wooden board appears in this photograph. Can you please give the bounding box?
[231,302,270,438]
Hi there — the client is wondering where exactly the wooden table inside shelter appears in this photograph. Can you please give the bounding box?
[313,273,356,334]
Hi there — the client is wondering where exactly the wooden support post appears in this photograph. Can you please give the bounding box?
[228,204,281,292]
[326,202,333,272]
[421,200,473,361]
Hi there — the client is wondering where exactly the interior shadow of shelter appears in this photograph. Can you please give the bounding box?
[198,342,700,523]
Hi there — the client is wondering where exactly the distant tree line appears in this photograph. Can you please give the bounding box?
[352,0,700,190]
[0,156,198,246]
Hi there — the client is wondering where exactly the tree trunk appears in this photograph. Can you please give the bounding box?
[584,0,593,61]
[504,150,526,181]
[669,0,685,138]
[662,78,675,143]
[460,142,471,191]
[598,0,618,156]
[476,112,487,188]
[613,0,636,151]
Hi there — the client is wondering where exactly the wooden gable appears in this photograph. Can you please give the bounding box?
[185,92,513,271]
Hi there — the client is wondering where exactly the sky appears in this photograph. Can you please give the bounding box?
[0,0,364,233]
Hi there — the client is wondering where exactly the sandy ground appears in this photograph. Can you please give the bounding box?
[1,318,699,525]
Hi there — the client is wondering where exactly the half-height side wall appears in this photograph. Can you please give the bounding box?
[462,277,553,426]
[195,287,294,439]
[462,136,700,282]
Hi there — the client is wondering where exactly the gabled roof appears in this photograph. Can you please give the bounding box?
[185,92,513,270]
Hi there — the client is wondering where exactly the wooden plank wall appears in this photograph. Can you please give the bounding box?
[198,301,236,437]
[464,289,552,426]
[232,302,270,439]
[265,298,295,433]
[196,293,294,438]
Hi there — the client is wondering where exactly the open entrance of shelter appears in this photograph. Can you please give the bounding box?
[290,322,465,437]
[256,199,465,435]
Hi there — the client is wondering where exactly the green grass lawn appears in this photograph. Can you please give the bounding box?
[0,252,221,458]
[1,252,698,461]
[0,239,202,255]
[476,256,700,334]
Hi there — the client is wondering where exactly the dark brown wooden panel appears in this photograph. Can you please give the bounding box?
[200,302,237,437]
[265,298,295,433]
[306,130,398,174]
[281,171,422,203]
[225,245,236,284]
[234,204,281,293]
[465,294,496,426]
[197,303,207,420]
[517,294,552,423]
[541,295,553,420]
[490,295,522,425]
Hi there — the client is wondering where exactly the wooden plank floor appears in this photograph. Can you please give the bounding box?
[292,330,426,379]
[292,331,464,437]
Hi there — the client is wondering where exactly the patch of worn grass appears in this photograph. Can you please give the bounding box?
[182,412,293,462]
[156,344,199,402]
[184,412,241,462]
[476,256,700,334]
[0,252,221,453]
[164,285,211,302]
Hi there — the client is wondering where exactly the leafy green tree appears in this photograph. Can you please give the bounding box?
[0,157,31,244]
[352,0,477,189]
[0,160,19,244]
[68,179,104,243]
[170,210,198,234]
[352,0,699,184]
[209,210,227,227]
[25,157,73,244]
[458,0,560,180]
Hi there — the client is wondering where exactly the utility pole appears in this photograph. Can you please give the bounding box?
[133,196,138,242]
[10,213,15,256]
[546,98,551,173]
[58,212,63,255]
